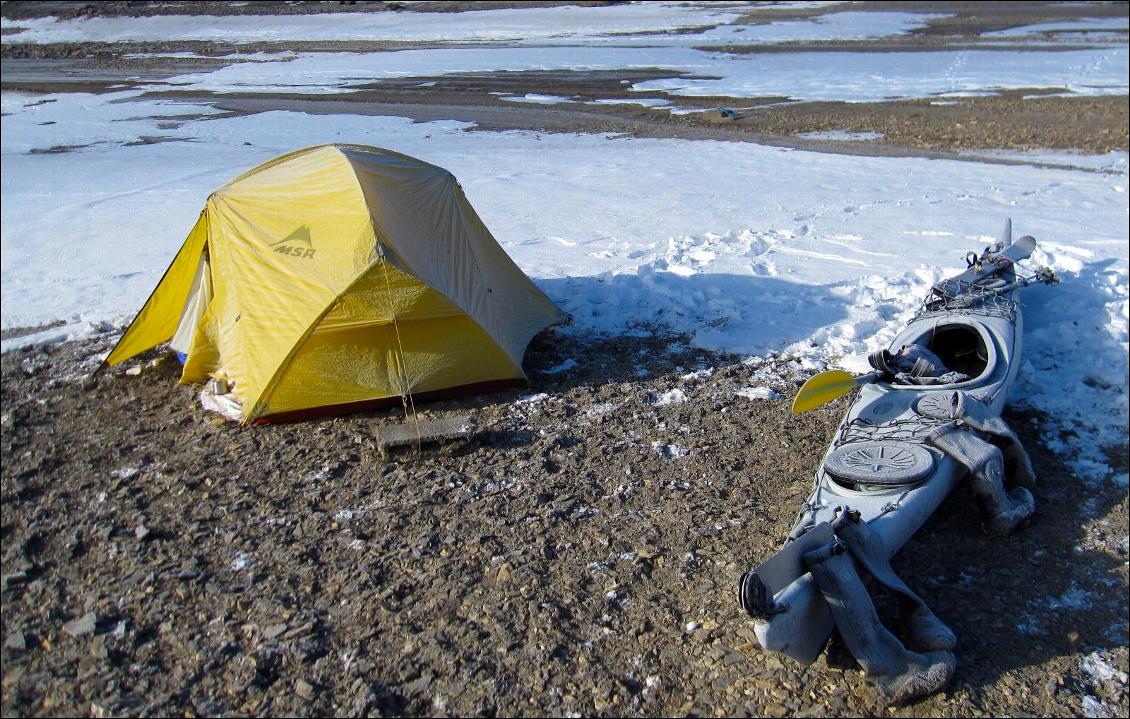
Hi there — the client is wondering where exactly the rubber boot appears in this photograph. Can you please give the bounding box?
[969,456,1035,535]
[832,509,956,652]
[955,398,1037,489]
[1001,442,1037,489]
[803,539,955,706]
[929,424,1035,535]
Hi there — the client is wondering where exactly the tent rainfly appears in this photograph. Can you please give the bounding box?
[106,144,564,423]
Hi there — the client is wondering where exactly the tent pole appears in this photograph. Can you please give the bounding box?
[377,245,423,449]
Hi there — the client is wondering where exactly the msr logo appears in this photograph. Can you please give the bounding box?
[268,225,316,259]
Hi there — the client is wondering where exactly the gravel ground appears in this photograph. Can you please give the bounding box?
[2,329,1127,718]
[2,2,1128,717]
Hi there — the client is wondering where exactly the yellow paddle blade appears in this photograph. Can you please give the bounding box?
[792,370,862,414]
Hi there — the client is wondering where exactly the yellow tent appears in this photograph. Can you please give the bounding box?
[106,144,564,423]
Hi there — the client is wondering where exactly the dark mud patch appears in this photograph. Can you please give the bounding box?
[0,1,625,22]
[183,81,1130,157]
[123,135,195,147]
[733,90,1129,155]
[0,321,67,341]
[27,142,96,154]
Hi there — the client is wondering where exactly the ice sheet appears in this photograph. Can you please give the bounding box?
[0,7,938,47]
[154,45,1129,103]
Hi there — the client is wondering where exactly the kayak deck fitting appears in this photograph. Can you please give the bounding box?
[737,221,1058,705]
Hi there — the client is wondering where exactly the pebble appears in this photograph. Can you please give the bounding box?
[63,612,97,638]
[263,623,287,640]
[405,674,432,696]
[295,679,315,700]
[1,571,29,590]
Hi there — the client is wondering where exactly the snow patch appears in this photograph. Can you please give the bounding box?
[735,386,782,401]
[650,388,688,406]
[796,130,884,142]
[1081,651,1129,687]
[1048,582,1094,611]
[500,93,573,105]
[541,358,577,375]
[651,442,688,459]
[230,552,253,571]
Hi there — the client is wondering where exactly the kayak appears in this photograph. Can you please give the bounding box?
[737,221,1057,703]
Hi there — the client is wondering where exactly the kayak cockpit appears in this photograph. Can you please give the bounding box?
[916,323,990,378]
[875,319,1000,391]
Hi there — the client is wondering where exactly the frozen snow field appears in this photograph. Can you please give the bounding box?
[2,2,1127,485]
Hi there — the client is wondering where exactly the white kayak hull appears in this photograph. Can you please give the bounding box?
[742,231,1035,664]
